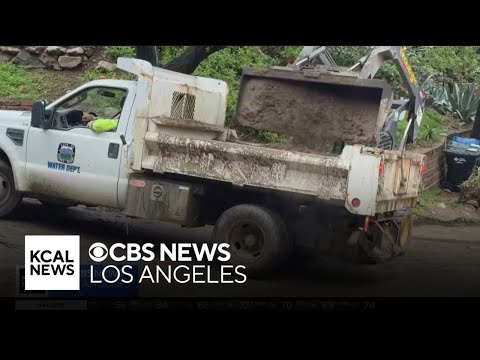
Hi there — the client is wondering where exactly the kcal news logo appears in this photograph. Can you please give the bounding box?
[24,235,80,290]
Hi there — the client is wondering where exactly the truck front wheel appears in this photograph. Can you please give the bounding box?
[213,204,292,277]
[0,160,22,218]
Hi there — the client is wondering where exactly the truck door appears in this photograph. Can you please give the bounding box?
[25,85,135,208]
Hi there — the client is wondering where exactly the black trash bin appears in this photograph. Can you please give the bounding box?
[443,147,480,192]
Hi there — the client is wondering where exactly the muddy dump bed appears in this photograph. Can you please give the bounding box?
[234,67,393,154]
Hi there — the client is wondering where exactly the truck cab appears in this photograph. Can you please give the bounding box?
[2,79,137,209]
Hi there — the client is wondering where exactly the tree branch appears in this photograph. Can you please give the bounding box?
[164,46,226,74]
[135,46,159,67]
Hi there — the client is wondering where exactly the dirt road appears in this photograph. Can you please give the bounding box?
[1,199,480,299]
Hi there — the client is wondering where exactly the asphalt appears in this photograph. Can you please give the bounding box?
[1,199,480,302]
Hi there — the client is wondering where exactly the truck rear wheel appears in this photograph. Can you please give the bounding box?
[0,160,22,218]
[213,204,292,277]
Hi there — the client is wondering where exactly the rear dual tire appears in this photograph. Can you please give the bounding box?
[213,204,293,277]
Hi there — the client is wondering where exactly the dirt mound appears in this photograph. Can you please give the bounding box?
[234,67,392,154]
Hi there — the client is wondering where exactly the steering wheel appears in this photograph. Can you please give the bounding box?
[62,109,84,127]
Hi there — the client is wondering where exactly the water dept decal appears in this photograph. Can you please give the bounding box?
[47,162,80,173]
[58,143,75,164]
[48,143,80,173]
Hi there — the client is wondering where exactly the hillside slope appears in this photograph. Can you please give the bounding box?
[0,46,123,103]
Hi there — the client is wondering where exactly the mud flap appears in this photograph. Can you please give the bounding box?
[355,224,405,264]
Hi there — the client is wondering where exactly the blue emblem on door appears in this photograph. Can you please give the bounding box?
[57,143,76,164]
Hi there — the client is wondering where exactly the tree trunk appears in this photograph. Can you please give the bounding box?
[135,46,159,67]
[164,46,226,74]
[472,101,480,140]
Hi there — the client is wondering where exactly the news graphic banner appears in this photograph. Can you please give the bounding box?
[21,236,247,297]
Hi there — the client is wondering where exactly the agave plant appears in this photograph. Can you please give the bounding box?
[444,83,479,123]
[430,87,449,112]
[429,87,448,102]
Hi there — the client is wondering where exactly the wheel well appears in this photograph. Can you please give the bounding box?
[0,148,11,168]
[195,182,318,226]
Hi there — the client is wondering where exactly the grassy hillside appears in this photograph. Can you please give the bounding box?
[0,47,125,103]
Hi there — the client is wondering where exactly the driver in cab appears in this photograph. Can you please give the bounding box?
[81,112,119,133]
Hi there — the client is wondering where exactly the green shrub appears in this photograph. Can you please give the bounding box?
[106,46,136,59]
[396,108,446,146]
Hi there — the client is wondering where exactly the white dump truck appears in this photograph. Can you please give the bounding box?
[0,47,426,275]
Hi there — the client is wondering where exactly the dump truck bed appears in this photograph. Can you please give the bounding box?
[121,59,424,217]
[132,121,424,217]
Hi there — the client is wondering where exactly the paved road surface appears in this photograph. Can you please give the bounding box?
[1,199,480,299]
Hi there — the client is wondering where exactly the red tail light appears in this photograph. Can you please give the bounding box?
[379,161,384,176]
[352,198,361,208]
[420,161,426,176]
[129,179,146,188]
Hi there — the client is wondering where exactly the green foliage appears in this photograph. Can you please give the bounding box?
[396,109,447,146]
[106,46,136,59]
[248,129,292,143]
[82,68,101,82]
[418,187,443,206]
[327,46,370,66]
[416,46,480,85]
[422,124,437,141]
[159,46,189,64]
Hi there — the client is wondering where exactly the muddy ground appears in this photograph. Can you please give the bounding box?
[1,198,480,302]
[414,187,480,224]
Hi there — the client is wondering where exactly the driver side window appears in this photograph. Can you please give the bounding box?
[55,87,128,130]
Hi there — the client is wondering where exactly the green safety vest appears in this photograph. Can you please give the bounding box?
[88,118,119,133]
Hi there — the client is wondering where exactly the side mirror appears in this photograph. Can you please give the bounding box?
[31,100,51,129]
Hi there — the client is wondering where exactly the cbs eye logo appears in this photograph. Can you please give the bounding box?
[89,243,108,262]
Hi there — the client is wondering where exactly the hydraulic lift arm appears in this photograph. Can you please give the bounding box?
[358,46,426,150]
